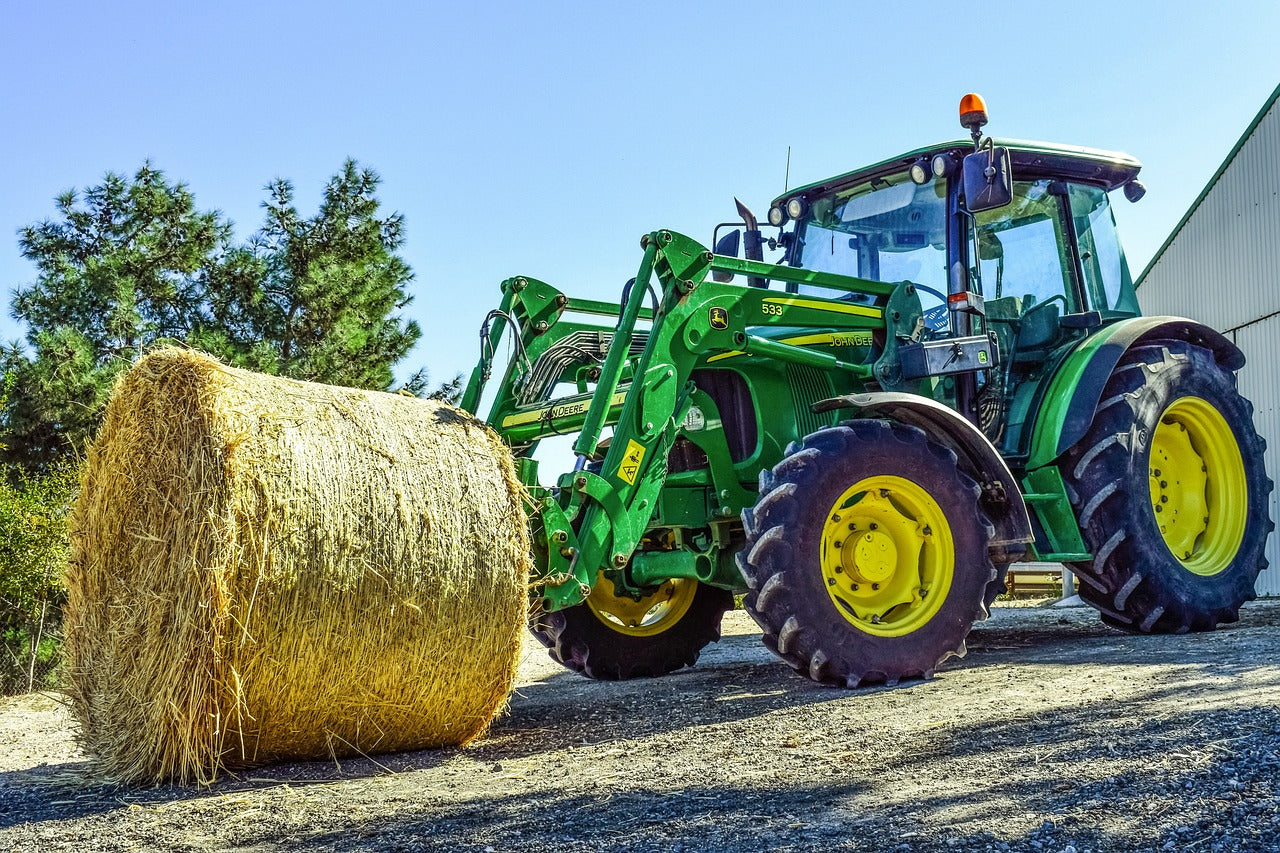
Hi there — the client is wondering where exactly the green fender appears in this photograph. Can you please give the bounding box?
[1025,316,1243,469]
[813,391,1034,564]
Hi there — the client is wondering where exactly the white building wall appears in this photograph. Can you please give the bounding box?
[1139,96,1280,329]
[1231,318,1280,596]
[1139,89,1280,596]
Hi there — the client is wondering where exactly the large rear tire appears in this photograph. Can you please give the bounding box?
[1061,342,1272,633]
[529,576,733,680]
[739,419,1002,687]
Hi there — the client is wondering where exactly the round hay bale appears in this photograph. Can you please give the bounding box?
[65,347,531,785]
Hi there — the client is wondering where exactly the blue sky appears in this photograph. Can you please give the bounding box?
[2,1,1279,390]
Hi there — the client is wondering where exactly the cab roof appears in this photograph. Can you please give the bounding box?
[773,138,1142,205]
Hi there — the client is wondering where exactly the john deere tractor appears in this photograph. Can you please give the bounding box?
[461,94,1273,687]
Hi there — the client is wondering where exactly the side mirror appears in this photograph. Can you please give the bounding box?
[712,229,740,283]
[962,146,1013,212]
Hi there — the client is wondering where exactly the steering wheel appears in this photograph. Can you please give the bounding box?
[911,284,950,332]
[912,283,948,303]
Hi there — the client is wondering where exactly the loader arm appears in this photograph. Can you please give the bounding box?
[469,230,921,614]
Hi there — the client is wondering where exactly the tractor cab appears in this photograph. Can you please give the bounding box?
[741,98,1146,458]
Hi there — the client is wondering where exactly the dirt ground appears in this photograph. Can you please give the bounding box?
[3,599,1280,853]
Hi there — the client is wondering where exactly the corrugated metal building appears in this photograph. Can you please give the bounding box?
[1138,82,1280,595]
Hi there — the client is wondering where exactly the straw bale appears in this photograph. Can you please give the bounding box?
[65,348,530,785]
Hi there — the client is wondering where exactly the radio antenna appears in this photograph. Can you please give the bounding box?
[784,146,791,192]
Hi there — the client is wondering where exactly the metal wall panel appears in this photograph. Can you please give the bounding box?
[1231,319,1280,596]
[1139,98,1280,331]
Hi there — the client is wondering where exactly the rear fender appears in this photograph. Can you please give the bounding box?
[813,392,1033,563]
[1025,316,1243,469]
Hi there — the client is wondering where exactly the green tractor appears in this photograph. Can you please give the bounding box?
[461,94,1273,687]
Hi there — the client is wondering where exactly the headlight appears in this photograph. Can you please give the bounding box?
[909,161,929,185]
[931,154,953,178]
[785,197,806,220]
[768,205,787,227]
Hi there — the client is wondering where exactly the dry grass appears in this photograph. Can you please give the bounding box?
[65,348,530,785]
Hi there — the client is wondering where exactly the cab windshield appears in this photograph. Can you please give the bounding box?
[792,170,949,328]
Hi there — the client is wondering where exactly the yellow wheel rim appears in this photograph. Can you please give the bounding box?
[586,573,697,637]
[820,475,955,637]
[1149,396,1247,576]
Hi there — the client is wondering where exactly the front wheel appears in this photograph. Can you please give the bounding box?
[739,420,1001,687]
[1061,342,1272,632]
[529,575,734,680]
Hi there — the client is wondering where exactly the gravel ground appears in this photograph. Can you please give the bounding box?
[2,599,1279,852]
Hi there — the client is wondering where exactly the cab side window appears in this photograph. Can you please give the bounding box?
[1068,183,1139,316]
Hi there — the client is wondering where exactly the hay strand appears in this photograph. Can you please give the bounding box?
[65,348,530,785]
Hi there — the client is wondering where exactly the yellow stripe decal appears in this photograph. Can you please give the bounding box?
[706,331,874,363]
[501,391,629,428]
[762,296,883,319]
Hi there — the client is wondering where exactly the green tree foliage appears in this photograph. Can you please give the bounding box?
[3,160,427,470]
[198,160,421,389]
[2,164,228,468]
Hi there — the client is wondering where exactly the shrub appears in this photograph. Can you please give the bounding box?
[0,461,77,694]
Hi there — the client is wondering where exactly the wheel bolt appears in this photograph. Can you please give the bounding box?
[922,525,932,536]
[831,514,841,522]
[1160,480,1167,488]
[848,522,857,530]
[834,566,843,573]
[827,577,836,586]
[872,583,880,590]
[870,523,878,530]
[1155,505,1163,513]
[835,541,843,548]
[1160,495,1168,504]
[852,584,860,590]
[1154,469,1161,477]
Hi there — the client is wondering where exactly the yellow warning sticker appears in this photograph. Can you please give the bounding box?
[617,439,646,485]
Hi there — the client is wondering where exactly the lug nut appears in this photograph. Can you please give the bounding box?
[872,583,880,590]
[827,578,836,586]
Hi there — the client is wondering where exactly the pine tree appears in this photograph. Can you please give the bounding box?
[2,164,228,468]
[3,160,427,471]
[199,160,421,389]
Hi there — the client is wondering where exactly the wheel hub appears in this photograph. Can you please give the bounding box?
[586,574,696,637]
[849,530,897,584]
[1148,397,1247,577]
[820,476,954,637]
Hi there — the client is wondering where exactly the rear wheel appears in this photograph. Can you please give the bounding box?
[1061,342,1272,632]
[739,420,1001,687]
[529,575,733,680]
